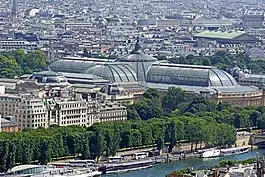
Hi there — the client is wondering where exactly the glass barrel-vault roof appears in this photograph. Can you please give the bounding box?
[84,63,137,82]
[147,63,238,87]
[49,59,96,73]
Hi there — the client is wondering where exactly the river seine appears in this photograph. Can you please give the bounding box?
[104,149,265,177]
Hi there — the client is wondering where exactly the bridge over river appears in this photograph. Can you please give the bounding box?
[250,134,265,148]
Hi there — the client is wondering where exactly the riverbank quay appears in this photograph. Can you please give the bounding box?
[42,144,256,177]
[49,133,254,165]
[113,134,253,164]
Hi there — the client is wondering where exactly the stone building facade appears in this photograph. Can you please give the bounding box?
[0,92,127,130]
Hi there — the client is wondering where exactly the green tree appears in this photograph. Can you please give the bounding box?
[120,130,132,148]
[162,87,186,114]
[202,58,211,66]
[111,126,121,156]
[156,137,164,151]
[66,135,75,155]
[215,124,236,147]
[185,118,204,151]
[257,116,265,129]
[143,88,160,100]
[131,129,142,148]
[90,131,106,161]
[6,141,16,172]
[139,124,153,146]
[127,106,140,120]
[81,140,90,160]
[168,121,177,152]
[0,55,19,78]
[21,138,33,164]
[105,131,113,157]
[250,111,261,127]
[40,141,51,165]
[15,140,22,164]
[234,111,251,128]
[0,50,47,78]
[25,50,47,72]
[0,141,9,172]
[134,98,161,120]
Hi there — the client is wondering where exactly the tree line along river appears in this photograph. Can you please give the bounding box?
[104,149,265,177]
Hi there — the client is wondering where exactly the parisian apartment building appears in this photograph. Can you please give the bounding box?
[0,91,127,130]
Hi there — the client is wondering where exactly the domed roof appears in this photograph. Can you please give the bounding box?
[147,63,238,87]
[100,83,125,95]
[209,68,238,86]
[119,53,158,62]
[117,37,157,62]
[84,63,137,82]
[28,69,68,85]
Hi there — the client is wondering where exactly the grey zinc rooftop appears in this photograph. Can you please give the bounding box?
[142,83,259,94]
[60,72,104,80]
[240,74,265,82]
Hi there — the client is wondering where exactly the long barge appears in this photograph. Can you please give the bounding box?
[201,146,249,158]
[98,160,154,174]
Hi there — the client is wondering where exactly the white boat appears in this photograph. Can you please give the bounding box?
[200,147,249,158]
[105,165,153,174]
[201,149,221,158]
[87,171,102,177]
[220,147,249,156]
[98,160,154,174]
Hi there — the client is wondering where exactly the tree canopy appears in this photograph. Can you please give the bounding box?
[0,50,47,78]
[160,51,265,74]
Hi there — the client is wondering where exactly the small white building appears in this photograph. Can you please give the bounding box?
[133,152,148,160]
[108,156,123,163]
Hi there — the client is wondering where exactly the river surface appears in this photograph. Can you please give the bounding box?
[104,149,265,177]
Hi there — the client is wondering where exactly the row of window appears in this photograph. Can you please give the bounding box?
[18,113,46,119]
[60,103,87,109]
[1,46,37,50]
[239,80,261,85]
[101,117,127,122]
[62,115,87,119]
[221,92,261,97]
[61,110,87,115]
[0,41,26,44]
[23,123,46,128]
[0,103,18,107]
[100,111,127,118]
[60,120,84,125]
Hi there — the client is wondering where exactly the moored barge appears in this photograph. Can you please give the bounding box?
[98,160,154,174]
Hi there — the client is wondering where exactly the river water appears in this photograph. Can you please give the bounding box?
[104,149,265,177]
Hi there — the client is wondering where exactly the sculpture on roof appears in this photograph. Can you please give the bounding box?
[229,60,250,81]
[131,36,143,54]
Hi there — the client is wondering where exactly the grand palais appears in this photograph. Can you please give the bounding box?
[26,41,265,107]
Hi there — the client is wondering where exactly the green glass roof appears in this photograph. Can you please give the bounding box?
[194,31,245,39]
